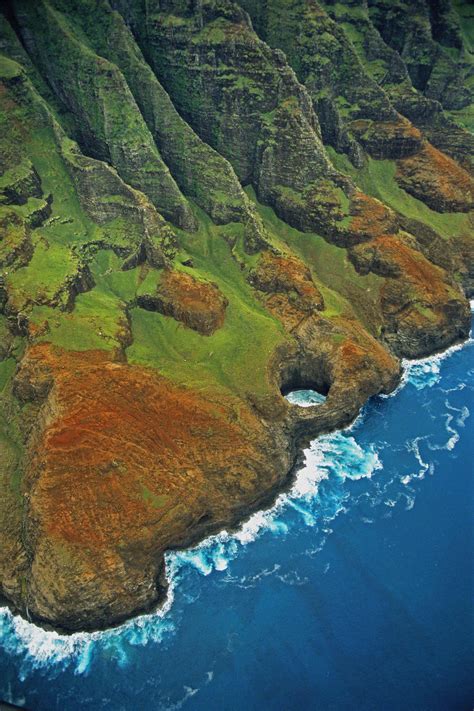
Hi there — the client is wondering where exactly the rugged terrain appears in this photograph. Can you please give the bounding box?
[0,0,472,631]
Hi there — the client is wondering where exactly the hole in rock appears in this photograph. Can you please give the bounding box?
[279,360,331,406]
[284,389,327,407]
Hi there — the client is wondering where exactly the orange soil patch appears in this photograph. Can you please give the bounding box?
[348,191,397,239]
[140,269,228,335]
[250,251,324,312]
[16,344,289,626]
[249,251,325,330]
[369,235,455,303]
[396,143,474,212]
[333,315,398,374]
[20,345,273,552]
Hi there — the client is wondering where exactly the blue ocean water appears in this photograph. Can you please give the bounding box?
[1,316,473,711]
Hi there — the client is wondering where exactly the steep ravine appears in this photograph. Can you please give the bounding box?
[0,0,472,631]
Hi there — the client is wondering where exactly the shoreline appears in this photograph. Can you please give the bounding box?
[1,307,472,645]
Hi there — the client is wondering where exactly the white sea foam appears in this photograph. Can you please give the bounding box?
[405,436,434,481]
[445,401,470,427]
[0,564,178,676]
[286,389,326,407]
[276,570,308,587]
[223,564,282,590]
[164,685,199,711]
[0,418,381,673]
[395,301,473,392]
[425,401,470,452]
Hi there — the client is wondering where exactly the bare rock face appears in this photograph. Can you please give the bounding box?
[137,270,229,336]
[349,234,471,357]
[10,0,197,231]
[396,143,474,212]
[348,119,424,159]
[0,0,472,632]
[0,209,33,269]
[367,0,472,111]
[250,252,325,315]
[0,159,42,205]
[124,0,349,233]
[248,251,325,330]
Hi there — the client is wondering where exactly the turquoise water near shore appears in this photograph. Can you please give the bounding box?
[1,314,473,710]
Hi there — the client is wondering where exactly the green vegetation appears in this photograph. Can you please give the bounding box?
[1,0,471,400]
[22,206,282,400]
[0,359,16,393]
[29,290,125,352]
[128,209,288,399]
[453,0,474,51]
[7,237,78,310]
[141,485,169,509]
[327,149,471,239]
[448,105,474,133]
[8,0,193,228]
[245,187,384,334]
[0,353,26,498]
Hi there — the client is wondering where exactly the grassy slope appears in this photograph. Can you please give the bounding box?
[126,210,289,399]
[24,186,385,402]
[244,187,384,333]
[27,207,286,400]
[327,148,472,238]
[6,141,467,407]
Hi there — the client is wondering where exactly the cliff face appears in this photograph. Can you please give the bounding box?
[0,0,472,631]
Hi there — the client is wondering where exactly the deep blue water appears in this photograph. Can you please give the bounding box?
[1,318,473,711]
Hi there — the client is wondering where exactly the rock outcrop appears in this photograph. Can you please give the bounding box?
[396,143,474,212]
[137,269,229,336]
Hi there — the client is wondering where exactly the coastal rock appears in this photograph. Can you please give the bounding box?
[250,251,325,315]
[248,250,325,329]
[349,234,471,357]
[9,344,291,630]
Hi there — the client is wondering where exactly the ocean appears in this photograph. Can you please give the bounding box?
[1,313,473,711]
